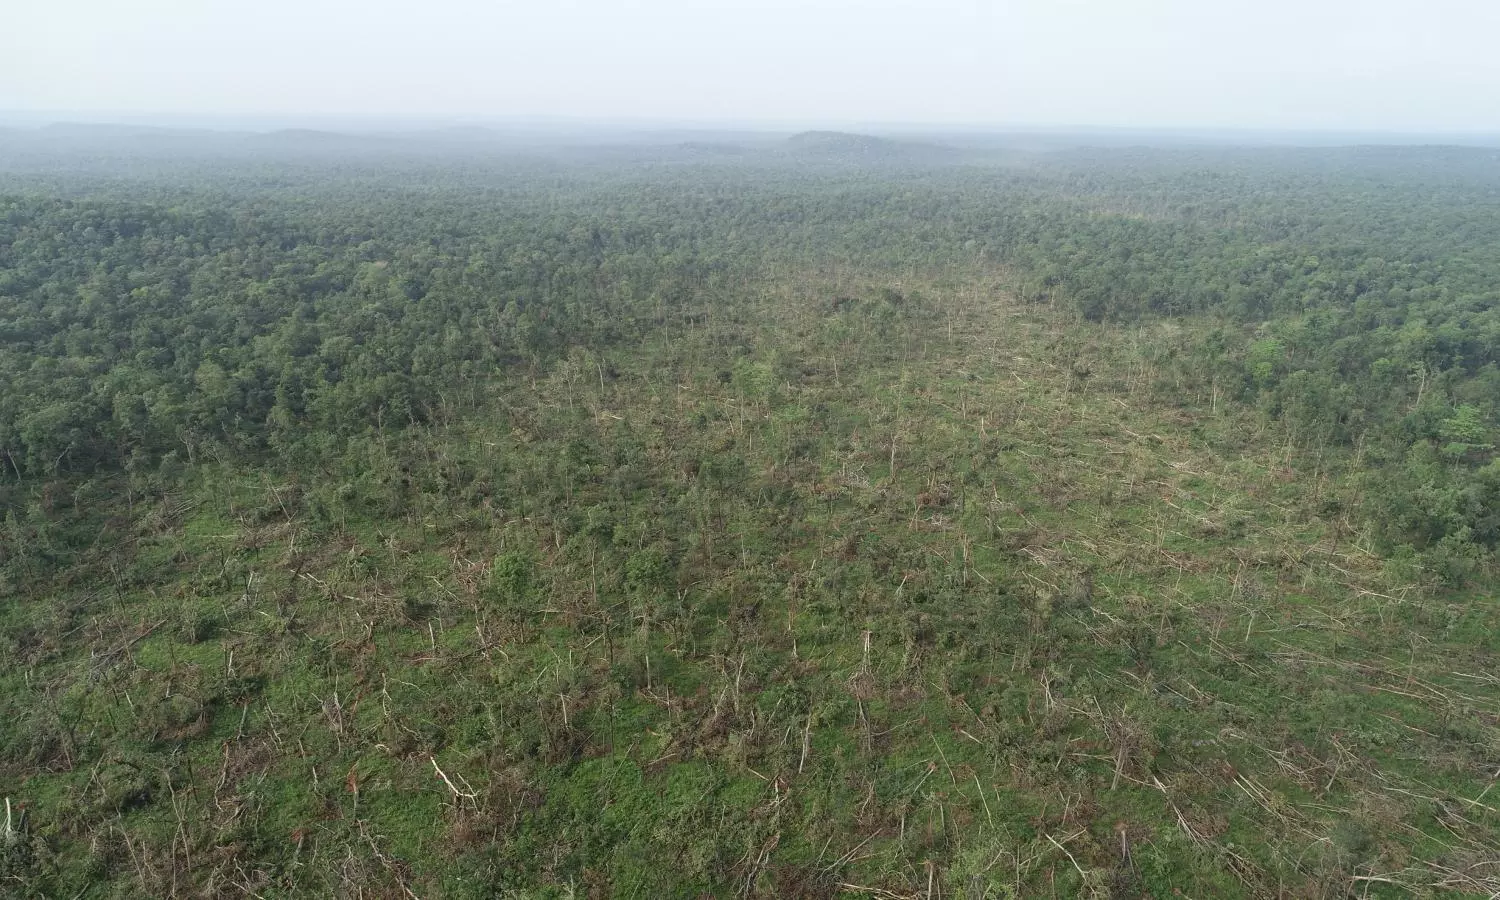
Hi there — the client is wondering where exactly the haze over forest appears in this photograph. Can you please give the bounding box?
[5,0,1500,134]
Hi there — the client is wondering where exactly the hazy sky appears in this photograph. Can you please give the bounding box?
[4,0,1498,131]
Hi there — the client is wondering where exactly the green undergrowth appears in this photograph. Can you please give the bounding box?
[3,271,1498,898]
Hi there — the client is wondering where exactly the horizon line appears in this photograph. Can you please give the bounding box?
[4,110,1500,138]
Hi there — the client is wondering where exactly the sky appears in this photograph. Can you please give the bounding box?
[3,0,1498,132]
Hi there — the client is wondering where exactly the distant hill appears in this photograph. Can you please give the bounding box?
[784,130,957,163]
[41,122,177,138]
[247,128,376,145]
[36,122,237,142]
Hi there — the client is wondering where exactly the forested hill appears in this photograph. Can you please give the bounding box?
[2,140,1499,897]
[783,130,958,163]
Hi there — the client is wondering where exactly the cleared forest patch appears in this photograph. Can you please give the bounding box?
[4,263,1495,898]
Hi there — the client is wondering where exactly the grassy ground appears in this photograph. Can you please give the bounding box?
[3,266,1498,898]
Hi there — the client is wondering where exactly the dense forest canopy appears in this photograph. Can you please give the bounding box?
[2,133,1498,897]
